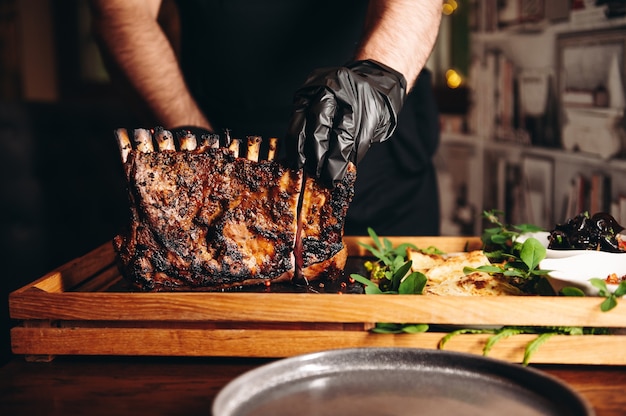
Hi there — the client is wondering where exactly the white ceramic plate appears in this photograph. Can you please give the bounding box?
[540,251,626,296]
[212,347,593,416]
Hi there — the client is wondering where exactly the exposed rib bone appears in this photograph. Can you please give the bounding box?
[196,135,209,151]
[154,127,176,151]
[267,137,278,161]
[228,138,241,157]
[178,130,197,151]
[198,133,220,151]
[114,128,132,164]
[246,136,262,162]
[133,129,154,153]
[210,134,220,148]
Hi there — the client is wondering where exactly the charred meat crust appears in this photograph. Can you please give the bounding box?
[116,147,305,291]
[114,129,356,292]
[299,165,356,268]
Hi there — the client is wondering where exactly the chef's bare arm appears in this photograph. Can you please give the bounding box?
[356,0,443,91]
[89,0,441,129]
[89,0,212,130]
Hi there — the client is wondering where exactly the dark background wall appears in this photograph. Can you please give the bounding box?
[0,100,139,364]
[0,0,144,364]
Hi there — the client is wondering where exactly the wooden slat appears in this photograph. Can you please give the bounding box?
[73,264,122,293]
[9,236,626,364]
[13,237,478,295]
[10,327,626,365]
[9,291,626,327]
[12,242,117,294]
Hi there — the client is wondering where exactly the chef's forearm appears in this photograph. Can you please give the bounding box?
[356,0,442,91]
[90,0,211,130]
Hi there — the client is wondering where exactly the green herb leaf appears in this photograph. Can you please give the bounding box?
[490,234,510,245]
[519,238,546,271]
[371,323,428,334]
[465,265,503,274]
[383,237,393,252]
[601,296,617,312]
[503,269,526,278]
[390,261,413,292]
[438,328,495,349]
[530,269,552,277]
[367,227,382,250]
[399,272,427,295]
[614,281,626,297]
[483,328,525,356]
[562,327,584,335]
[393,243,420,256]
[515,223,545,234]
[358,242,383,260]
[589,278,610,297]
[350,273,383,295]
[372,323,403,333]
[401,324,429,334]
[523,333,555,366]
[419,245,446,255]
[560,287,585,297]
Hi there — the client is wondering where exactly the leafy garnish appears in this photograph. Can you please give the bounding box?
[358,228,418,270]
[372,323,429,334]
[438,328,496,349]
[351,227,428,333]
[481,210,544,262]
[418,246,446,255]
[523,333,555,366]
[399,272,428,295]
[353,215,622,361]
[483,327,526,356]
[350,268,427,296]
[350,273,383,295]
[471,210,555,294]
[561,279,626,311]
[438,325,608,366]
[354,227,426,295]
[560,287,585,297]
[464,237,551,294]
[589,279,626,312]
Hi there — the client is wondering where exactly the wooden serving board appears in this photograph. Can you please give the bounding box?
[9,236,626,365]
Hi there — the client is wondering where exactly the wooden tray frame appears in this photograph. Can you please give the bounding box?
[9,236,626,364]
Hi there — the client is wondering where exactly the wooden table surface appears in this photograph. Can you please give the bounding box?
[0,355,624,416]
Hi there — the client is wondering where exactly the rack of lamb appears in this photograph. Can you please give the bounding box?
[113,127,355,291]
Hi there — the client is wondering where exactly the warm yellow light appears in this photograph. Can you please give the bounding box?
[442,0,458,15]
[445,69,462,89]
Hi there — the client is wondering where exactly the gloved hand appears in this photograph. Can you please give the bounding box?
[285,59,407,186]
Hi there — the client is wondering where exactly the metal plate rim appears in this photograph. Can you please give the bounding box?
[212,347,594,416]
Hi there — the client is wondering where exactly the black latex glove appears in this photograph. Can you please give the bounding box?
[285,59,407,186]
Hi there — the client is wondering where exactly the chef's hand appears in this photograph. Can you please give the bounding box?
[285,59,407,187]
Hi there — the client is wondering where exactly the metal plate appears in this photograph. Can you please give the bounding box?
[212,347,594,416]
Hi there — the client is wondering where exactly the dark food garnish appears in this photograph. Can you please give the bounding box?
[548,212,625,252]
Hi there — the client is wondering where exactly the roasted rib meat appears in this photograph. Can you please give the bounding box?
[113,128,355,291]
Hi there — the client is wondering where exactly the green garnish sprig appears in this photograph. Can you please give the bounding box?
[350,228,429,333]
[465,237,552,294]
[351,228,428,296]
[438,326,609,366]
[591,279,626,311]
[564,280,626,312]
[481,209,544,263]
